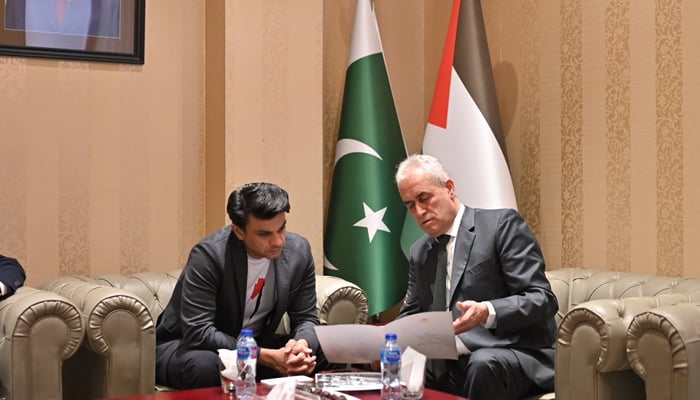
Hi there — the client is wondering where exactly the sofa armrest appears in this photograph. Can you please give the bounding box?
[627,302,700,400]
[44,281,155,400]
[555,297,656,400]
[0,287,84,400]
[276,275,369,335]
[315,275,368,325]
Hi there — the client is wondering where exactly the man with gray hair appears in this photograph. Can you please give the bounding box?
[395,154,558,400]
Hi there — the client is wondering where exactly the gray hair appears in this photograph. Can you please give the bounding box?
[395,154,450,186]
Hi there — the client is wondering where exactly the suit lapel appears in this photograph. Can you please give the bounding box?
[233,239,248,317]
[221,233,248,335]
[449,207,475,307]
[271,254,289,325]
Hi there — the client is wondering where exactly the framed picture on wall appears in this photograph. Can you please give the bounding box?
[0,0,145,64]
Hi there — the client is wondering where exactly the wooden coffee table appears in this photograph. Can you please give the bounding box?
[104,386,468,400]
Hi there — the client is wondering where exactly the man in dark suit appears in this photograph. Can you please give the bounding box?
[155,182,322,389]
[395,154,558,400]
[0,254,26,299]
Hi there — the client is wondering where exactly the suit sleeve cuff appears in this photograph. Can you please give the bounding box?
[482,301,496,329]
[455,336,471,355]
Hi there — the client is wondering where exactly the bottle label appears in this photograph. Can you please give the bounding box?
[238,346,251,360]
[381,349,401,364]
[238,344,257,360]
[249,345,257,359]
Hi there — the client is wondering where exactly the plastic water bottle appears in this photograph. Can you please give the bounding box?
[236,329,258,398]
[381,332,402,400]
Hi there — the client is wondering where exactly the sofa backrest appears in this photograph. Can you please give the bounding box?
[90,270,181,321]
[545,267,700,326]
[47,270,369,329]
[46,270,181,322]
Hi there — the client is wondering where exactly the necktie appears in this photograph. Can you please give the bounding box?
[429,235,450,311]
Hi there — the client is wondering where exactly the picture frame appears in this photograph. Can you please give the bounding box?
[0,0,145,64]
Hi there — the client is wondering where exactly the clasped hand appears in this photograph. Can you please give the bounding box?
[452,300,488,335]
[261,338,316,376]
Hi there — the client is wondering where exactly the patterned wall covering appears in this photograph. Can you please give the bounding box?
[654,0,683,277]
[0,1,206,286]
[481,0,699,277]
[3,0,700,287]
[517,0,543,239]
[605,0,631,273]
[559,0,584,268]
[323,0,700,278]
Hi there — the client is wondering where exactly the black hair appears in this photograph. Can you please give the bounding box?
[226,182,290,229]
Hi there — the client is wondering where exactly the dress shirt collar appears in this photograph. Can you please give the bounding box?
[444,204,465,242]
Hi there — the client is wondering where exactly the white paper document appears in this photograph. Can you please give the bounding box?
[314,311,458,363]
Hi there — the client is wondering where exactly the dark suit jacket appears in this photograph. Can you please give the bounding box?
[156,226,320,352]
[0,254,27,299]
[399,206,558,388]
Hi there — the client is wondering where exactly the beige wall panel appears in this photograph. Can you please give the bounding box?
[283,2,324,266]
[226,1,325,268]
[375,0,426,156]
[581,0,607,269]
[0,59,28,262]
[629,1,657,275]
[495,0,518,182]
[180,5,206,268]
[496,0,523,202]
[89,75,121,276]
[205,0,227,233]
[145,4,186,273]
[682,3,700,278]
[538,1,563,268]
[481,0,500,67]
[485,0,514,206]
[322,0,353,231]
[226,0,265,189]
[485,1,523,202]
[25,65,61,283]
[121,70,150,276]
[0,1,206,286]
[58,63,90,276]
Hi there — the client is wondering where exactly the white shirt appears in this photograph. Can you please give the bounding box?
[243,256,276,334]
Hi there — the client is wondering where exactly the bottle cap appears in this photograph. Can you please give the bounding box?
[241,329,254,337]
[385,333,397,340]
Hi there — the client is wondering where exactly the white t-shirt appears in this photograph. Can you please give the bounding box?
[242,256,276,334]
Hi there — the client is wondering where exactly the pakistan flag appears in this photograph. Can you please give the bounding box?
[323,0,409,316]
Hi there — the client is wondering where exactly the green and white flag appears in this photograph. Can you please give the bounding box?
[324,0,409,316]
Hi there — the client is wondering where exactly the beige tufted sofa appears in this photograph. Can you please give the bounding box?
[543,267,700,400]
[0,287,84,400]
[42,270,368,400]
[626,301,700,400]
